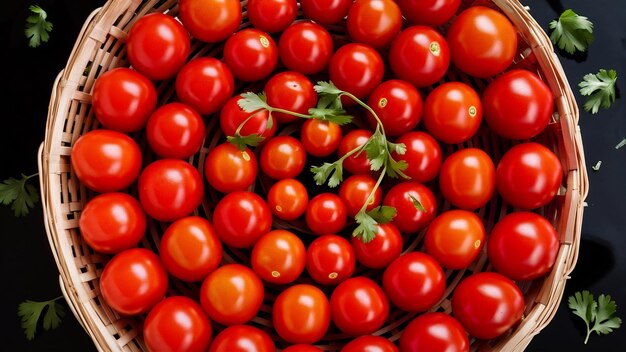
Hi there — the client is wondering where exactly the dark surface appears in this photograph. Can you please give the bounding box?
[0,0,624,351]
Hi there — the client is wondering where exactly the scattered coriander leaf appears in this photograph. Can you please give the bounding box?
[237,92,270,112]
[18,296,65,340]
[409,195,426,212]
[568,290,622,344]
[367,205,397,224]
[311,161,344,188]
[226,134,264,151]
[314,81,344,95]
[0,173,39,217]
[549,9,594,54]
[591,160,602,171]
[592,294,622,336]
[615,138,626,150]
[353,211,378,243]
[25,5,53,48]
[363,132,388,172]
[387,141,407,155]
[385,156,409,179]
[579,69,618,114]
[307,108,353,125]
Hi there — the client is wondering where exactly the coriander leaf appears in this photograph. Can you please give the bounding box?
[353,211,378,243]
[226,134,265,151]
[0,173,39,217]
[314,81,344,95]
[25,5,53,48]
[311,162,343,188]
[615,138,626,150]
[592,294,622,336]
[569,290,622,344]
[387,141,407,155]
[385,155,409,179]
[363,131,387,172]
[591,160,602,171]
[237,92,271,113]
[18,297,65,340]
[307,108,353,125]
[409,194,426,211]
[367,206,397,224]
[579,69,618,114]
[549,9,594,54]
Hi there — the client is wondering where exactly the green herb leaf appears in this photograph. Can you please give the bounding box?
[409,194,426,211]
[25,5,53,48]
[549,9,594,54]
[579,69,618,114]
[387,141,407,155]
[307,108,353,125]
[227,134,265,151]
[592,294,622,336]
[363,131,388,172]
[238,92,271,113]
[568,290,622,344]
[311,161,344,188]
[314,81,344,95]
[367,205,397,224]
[353,211,379,243]
[18,297,65,340]
[0,173,39,217]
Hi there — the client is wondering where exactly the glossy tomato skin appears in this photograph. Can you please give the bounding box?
[305,193,348,235]
[347,0,402,48]
[178,0,242,43]
[338,129,373,175]
[71,130,142,193]
[399,312,469,352]
[279,21,334,74]
[284,345,323,352]
[389,26,450,88]
[265,71,317,123]
[424,210,485,269]
[447,6,517,78]
[273,284,331,344]
[300,0,352,25]
[126,13,190,81]
[329,44,384,100]
[351,223,403,269]
[367,79,423,137]
[439,148,495,210]
[341,335,399,352]
[339,174,382,217]
[260,136,306,179]
[488,212,559,281]
[423,82,483,144]
[306,234,356,285]
[209,325,275,352]
[138,159,204,222]
[483,70,554,140]
[383,252,445,312]
[200,264,264,325]
[79,193,146,254]
[224,29,278,82]
[247,0,297,33]
[205,143,257,193]
[92,68,157,133]
[330,277,389,336]
[392,131,442,183]
[143,296,212,352]
[175,57,234,115]
[301,119,342,157]
[451,272,524,339]
[252,230,306,284]
[267,178,309,220]
[212,191,272,248]
[146,103,205,159]
[159,216,222,282]
[100,248,168,316]
[496,142,563,209]
[383,182,437,233]
[396,0,461,26]
[219,96,276,139]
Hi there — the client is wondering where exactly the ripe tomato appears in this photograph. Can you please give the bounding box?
[329,44,384,100]
[79,192,146,254]
[383,252,445,312]
[224,29,278,82]
[273,284,331,344]
[306,234,356,285]
[399,312,469,352]
[301,119,342,157]
[389,26,450,88]
[396,0,461,26]
[337,129,373,175]
[251,229,306,284]
[138,159,204,222]
[439,148,495,210]
[212,191,272,248]
[424,210,485,270]
[341,335,399,352]
[451,272,524,339]
[178,0,241,43]
[367,79,423,137]
[482,70,554,140]
[279,21,334,74]
[146,102,205,159]
[330,277,389,336]
[423,82,482,144]
[496,142,563,209]
[305,193,348,235]
[284,345,323,352]
[144,296,212,352]
[219,96,276,139]
[351,223,402,269]
[347,0,402,48]
[247,0,297,33]
[100,248,168,315]
[383,182,437,234]
[260,136,306,179]
[209,325,275,352]
[300,0,352,25]
[392,131,442,183]
[92,68,156,133]
[200,264,264,325]
[175,57,234,115]
[205,143,257,193]
[265,71,317,123]
[488,212,559,281]
[71,130,142,193]
[126,13,190,80]
[267,178,309,220]
[159,216,222,282]
[339,174,382,217]
[446,6,517,78]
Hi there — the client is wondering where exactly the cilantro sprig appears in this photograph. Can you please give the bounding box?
[25,5,53,48]
[18,296,66,340]
[0,173,39,217]
[568,290,622,344]
[579,69,618,114]
[549,9,594,54]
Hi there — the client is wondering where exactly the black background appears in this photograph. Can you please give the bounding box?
[1,0,624,351]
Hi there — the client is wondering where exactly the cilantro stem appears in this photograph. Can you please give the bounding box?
[340,91,388,138]
[268,107,313,120]
[24,173,39,180]
[357,166,386,216]
[233,112,262,137]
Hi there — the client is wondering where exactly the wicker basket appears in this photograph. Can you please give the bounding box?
[39,0,588,350]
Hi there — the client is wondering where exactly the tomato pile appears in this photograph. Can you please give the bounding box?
[71,0,565,350]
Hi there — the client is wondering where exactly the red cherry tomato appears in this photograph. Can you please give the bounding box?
[267,178,309,220]
[279,21,334,74]
[284,345,322,352]
[338,129,373,175]
[224,29,278,82]
[247,0,297,33]
[144,296,212,352]
[212,191,272,248]
[205,143,258,193]
[252,229,306,284]
[126,13,190,80]
[339,174,382,217]
[383,182,437,233]
[301,119,343,157]
[175,57,234,114]
[306,234,356,285]
[393,131,442,183]
[399,312,469,352]
[260,136,306,179]
[178,0,242,43]
[495,142,563,209]
[71,130,142,193]
[100,248,168,316]
[219,96,276,139]
[396,0,461,26]
[79,192,146,254]
[138,159,204,222]
[200,264,264,326]
[347,0,402,48]
[389,26,450,88]
[451,272,524,339]
[329,44,384,100]
[439,148,495,210]
[273,284,331,344]
[306,193,348,235]
[488,212,559,281]
[209,325,275,352]
[300,0,352,25]
[383,252,445,312]
[367,79,423,137]
[265,71,317,123]
[159,216,222,282]
[146,102,205,159]
[351,223,403,269]
[92,68,157,133]
[341,335,399,352]
[446,6,517,78]
[330,277,389,336]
